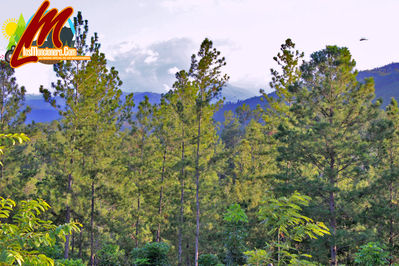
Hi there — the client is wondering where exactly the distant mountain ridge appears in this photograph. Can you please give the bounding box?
[24,63,399,124]
[357,63,399,106]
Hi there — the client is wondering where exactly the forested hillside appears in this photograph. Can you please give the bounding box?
[2,14,399,266]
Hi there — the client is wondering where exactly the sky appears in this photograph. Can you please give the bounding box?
[1,0,398,98]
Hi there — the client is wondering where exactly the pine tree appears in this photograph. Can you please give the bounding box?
[188,38,229,265]
[39,12,133,263]
[365,98,399,263]
[270,45,379,265]
[0,61,30,132]
[0,60,31,192]
[153,97,180,243]
[164,70,197,265]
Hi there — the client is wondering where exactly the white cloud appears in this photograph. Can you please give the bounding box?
[168,66,179,75]
[163,83,172,91]
[108,38,195,93]
[14,63,56,94]
[144,50,159,64]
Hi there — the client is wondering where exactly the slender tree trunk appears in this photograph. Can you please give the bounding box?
[178,131,185,266]
[329,188,337,266]
[328,108,338,266]
[136,193,140,248]
[136,134,145,248]
[66,64,79,259]
[157,149,167,242]
[277,229,280,265]
[186,242,190,266]
[329,155,337,266]
[78,229,83,259]
[64,168,73,259]
[90,181,95,266]
[194,112,202,266]
[389,180,393,266]
[389,149,394,265]
[71,231,75,257]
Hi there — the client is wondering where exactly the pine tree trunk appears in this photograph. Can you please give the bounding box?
[136,194,140,248]
[178,131,185,266]
[194,113,202,266]
[328,108,338,266]
[157,149,167,242]
[329,189,337,266]
[389,150,394,266]
[186,242,191,266]
[90,181,95,266]
[389,180,393,266]
[71,231,75,257]
[136,135,145,248]
[78,230,83,259]
[64,169,73,259]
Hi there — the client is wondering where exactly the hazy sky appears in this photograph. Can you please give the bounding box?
[1,0,398,97]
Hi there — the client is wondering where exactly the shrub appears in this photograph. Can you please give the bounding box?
[130,242,170,265]
[198,254,221,266]
[354,242,389,265]
[96,244,125,266]
[55,258,85,266]
[0,197,81,265]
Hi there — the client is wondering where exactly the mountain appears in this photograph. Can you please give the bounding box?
[357,63,399,106]
[23,63,399,124]
[221,84,258,102]
[217,62,399,122]
[24,92,162,124]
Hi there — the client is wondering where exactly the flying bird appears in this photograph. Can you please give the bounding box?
[360,37,368,41]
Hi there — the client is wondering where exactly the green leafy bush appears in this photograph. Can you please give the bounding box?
[245,192,330,265]
[0,197,81,265]
[96,244,125,266]
[354,242,389,265]
[198,254,221,266]
[223,203,248,265]
[130,242,170,265]
[55,258,85,266]
[244,249,271,265]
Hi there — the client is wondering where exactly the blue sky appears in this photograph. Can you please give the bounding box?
[1,0,398,98]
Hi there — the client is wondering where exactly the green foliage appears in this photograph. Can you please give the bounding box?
[354,242,389,265]
[244,246,318,266]
[0,61,31,127]
[198,253,221,266]
[0,197,81,266]
[130,242,170,266]
[258,192,330,242]
[0,133,29,159]
[96,244,125,266]
[38,12,135,262]
[224,204,248,265]
[268,41,380,264]
[244,249,271,265]
[246,192,329,265]
[4,21,399,265]
[224,203,248,224]
[55,258,85,266]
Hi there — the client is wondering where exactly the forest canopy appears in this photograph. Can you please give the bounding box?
[0,12,398,266]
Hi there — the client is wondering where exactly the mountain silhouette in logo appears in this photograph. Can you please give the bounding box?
[32,27,74,48]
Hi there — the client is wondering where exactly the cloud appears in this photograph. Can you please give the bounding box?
[168,66,179,75]
[107,38,195,93]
